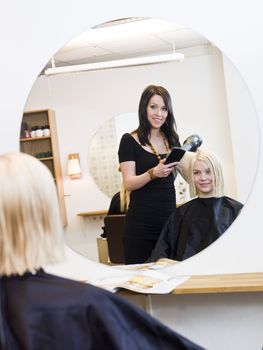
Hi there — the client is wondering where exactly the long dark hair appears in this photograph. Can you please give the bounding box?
[134,85,180,148]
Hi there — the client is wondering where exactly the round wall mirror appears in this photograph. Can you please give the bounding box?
[22,17,259,263]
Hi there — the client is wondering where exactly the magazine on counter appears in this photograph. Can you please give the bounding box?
[46,247,188,294]
[87,258,189,294]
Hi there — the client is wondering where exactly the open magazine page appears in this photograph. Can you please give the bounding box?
[88,259,189,294]
[117,270,189,294]
[113,258,180,272]
[46,248,189,294]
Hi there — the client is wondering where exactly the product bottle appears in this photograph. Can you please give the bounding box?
[35,125,43,137]
[30,126,36,138]
[43,125,50,137]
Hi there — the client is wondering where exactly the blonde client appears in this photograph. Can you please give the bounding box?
[149,149,243,262]
[0,153,203,350]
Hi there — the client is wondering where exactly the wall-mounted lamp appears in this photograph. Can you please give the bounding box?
[67,153,81,179]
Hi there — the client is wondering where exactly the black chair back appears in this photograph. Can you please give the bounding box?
[104,214,125,264]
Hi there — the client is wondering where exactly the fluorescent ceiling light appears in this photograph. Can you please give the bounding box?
[45,52,184,76]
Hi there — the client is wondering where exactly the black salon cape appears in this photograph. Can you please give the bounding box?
[149,196,243,262]
[0,270,203,350]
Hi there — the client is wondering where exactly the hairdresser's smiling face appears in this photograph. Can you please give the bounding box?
[147,94,168,129]
[193,160,214,197]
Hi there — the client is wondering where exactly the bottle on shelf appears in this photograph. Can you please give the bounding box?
[20,122,30,138]
[30,126,36,138]
[43,125,50,137]
[35,125,43,137]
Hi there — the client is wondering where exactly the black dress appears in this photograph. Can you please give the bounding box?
[0,270,204,350]
[148,196,243,262]
[118,133,176,264]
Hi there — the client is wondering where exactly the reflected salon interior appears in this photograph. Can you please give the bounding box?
[23,17,257,262]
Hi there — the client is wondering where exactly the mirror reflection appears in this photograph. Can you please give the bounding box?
[90,84,243,265]
[22,17,258,264]
[148,149,243,263]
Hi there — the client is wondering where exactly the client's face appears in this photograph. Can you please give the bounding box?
[193,160,214,197]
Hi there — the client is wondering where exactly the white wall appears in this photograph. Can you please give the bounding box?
[1,1,263,349]
[150,293,263,350]
[222,55,260,201]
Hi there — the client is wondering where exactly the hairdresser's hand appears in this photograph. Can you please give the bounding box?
[153,159,178,178]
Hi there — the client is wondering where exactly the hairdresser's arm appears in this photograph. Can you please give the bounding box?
[120,159,176,191]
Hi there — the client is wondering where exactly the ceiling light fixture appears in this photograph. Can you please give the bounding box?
[44,52,184,76]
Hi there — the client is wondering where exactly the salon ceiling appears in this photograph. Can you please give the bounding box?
[42,17,211,73]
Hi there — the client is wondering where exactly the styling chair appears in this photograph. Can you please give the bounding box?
[104,214,126,264]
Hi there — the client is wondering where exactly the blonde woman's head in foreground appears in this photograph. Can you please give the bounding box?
[188,149,224,198]
[0,152,64,276]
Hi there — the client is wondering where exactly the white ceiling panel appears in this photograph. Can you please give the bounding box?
[43,17,211,73]
[55,45,112,62]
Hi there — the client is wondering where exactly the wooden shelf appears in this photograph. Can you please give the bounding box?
[39,157,54,161]
[77,210,108,217]
[20,136,51,142]
[118,272,263,296]
[20,109,67,226]
[172,272,263,294]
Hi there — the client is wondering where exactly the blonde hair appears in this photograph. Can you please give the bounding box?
[119,183,130,213]
[0,152,65,276]
[188,149,224,198]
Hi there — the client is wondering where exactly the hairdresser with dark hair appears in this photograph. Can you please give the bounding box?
[118,85,181,264]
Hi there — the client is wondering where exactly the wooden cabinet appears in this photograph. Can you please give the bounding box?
[20,109,67,226]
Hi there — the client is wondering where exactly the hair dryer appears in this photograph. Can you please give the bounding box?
[182,134,202,152]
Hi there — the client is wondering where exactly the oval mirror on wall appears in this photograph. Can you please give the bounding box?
[22,16,259,263]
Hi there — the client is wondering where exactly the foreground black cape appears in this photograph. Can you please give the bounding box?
[0,270,203,350]
[149,196,243,262]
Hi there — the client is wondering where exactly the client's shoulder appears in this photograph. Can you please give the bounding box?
[176,198,198,214]
[223,196,243,210]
